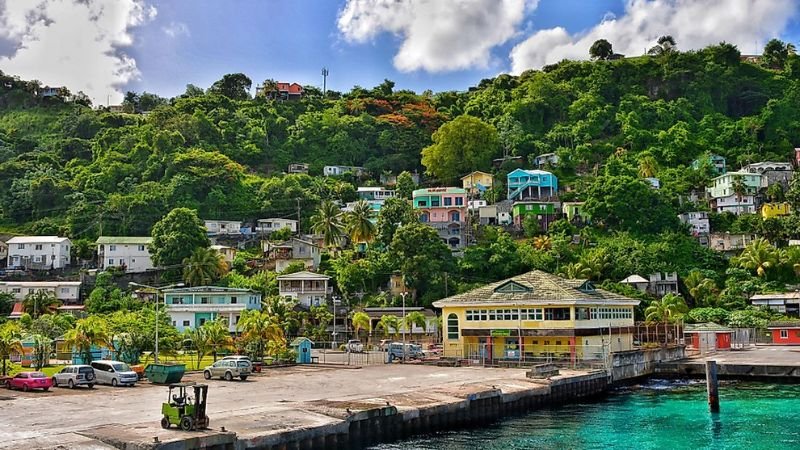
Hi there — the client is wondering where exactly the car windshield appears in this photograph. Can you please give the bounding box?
[78,367,93,374]
[111,363,131,372]
[237,361,250,367]
[30,372,45,378]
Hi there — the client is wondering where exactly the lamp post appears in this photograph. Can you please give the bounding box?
[129,282,183,363]
[400,291,408,363]
[332,295,340,349]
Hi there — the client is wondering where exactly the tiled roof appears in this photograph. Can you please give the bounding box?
[432,270,639,308]
[95,236,152,245]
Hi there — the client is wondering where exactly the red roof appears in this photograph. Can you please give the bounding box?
[9,303,23,318]
[275,82,303,94]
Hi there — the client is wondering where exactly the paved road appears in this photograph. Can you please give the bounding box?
[686,345,800,365]
[0,364,528,446]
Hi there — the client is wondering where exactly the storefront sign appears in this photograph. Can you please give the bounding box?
[491,329,511,337]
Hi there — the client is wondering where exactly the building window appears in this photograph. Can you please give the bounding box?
[182,320,190,327]
[431,198,440,207]
[108,258,114,266]
[17,244,24,249]
[199,318,207,326]
[418,200,427,207]
[444,197,452,206]
[780,329,789,339]
[455,197,463,206]
[447,313,459,340]
[138,245,145,251]
[11,288,20,294]
[109,245,116,251]
[60,288,69,293]
[34,256,42,263]
[544,308,571,321]
[35,244,42,251]
[201,297,209,304]
[230,296,237,304]
[450,212,460,222]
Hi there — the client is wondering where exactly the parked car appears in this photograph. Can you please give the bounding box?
[52,365,96,389]
[90,361,138,387]
[386,342,424,361]
[346,339,364,353]
[378,339,392,351]
[222,355,252,366]
[424,344,443,356]
[203,359,250,381]
[7,372,52,392]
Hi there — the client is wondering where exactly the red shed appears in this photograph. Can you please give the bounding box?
[767,321,800,345]
[684,322,734,354]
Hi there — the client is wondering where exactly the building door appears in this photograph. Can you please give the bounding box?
[504,338,519,359]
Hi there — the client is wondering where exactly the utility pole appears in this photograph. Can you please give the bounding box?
[321,68,329,97]
[296,198,301,229]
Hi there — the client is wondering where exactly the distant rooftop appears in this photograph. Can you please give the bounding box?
[6,236,70,244]
[96,236,152,245]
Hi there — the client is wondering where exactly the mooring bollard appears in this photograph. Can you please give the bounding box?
[706,360,720,412]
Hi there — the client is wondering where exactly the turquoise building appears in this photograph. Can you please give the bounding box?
[161,286,262,332]
[507,169,558,201]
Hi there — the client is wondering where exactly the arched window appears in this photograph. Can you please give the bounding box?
[447,313,459,340]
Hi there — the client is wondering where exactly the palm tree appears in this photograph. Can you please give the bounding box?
[63,316,111,364]
[644,294,688,323]
[589,39,613,60]
[781,246,800,278]
[558,262,593,279]
[376,315,400,339]
[184,327,210,369]
[731,175,747,215]
[346,200,377,246]
[0,323,23,376]
[183,247,229,286]
[22,290,61,318]
[648,35,677,55]
[237,310,283,361]
[351,311,371,345]
[734,238,779,277]
[202,319,233,362]
[683,270,718,307]
[311,200,345,250]
[637,155,659,178]
[403,311,427,340]
[533,235,552,250]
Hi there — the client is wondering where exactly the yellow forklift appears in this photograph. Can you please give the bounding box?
[160,382,210,431]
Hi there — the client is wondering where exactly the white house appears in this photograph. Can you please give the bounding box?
[6,236,71,270]
[204,220,243,235]
[357,187,396,202]
[96,236,153,273]
[468,200,488,211]
[277,271,331,308]
[210,245,237,264]
[162,286,262,332]
[0,240,7,266]
[677,212,710,235]
[263,238,321,272]
[0,281,82,303]
[256,218,298,234]
[324,165,367,177]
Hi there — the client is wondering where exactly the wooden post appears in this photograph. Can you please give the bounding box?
[705,360,720,412]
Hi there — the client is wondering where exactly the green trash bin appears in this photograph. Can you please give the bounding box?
[144,363,186,384]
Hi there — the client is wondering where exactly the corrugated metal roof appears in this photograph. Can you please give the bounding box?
[685,322,732,332]
[6,236,70,244]
[95,236,152,245]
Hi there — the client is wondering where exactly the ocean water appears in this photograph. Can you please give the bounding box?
[370,380,800,450]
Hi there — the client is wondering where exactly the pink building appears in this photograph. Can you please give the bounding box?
[412,187,468,249]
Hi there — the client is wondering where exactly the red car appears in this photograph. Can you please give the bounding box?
[7,372,52,392]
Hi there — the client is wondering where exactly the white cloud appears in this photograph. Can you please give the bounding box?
[337,0,537,72]
[0,0,156,104]
[163,21,189,38]
[510,0,799,73]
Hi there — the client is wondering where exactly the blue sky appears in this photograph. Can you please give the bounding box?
[1,0,798,103]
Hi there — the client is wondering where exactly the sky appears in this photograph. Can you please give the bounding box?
[1,0,800,105]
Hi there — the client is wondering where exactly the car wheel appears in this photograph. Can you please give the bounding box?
[68,379,75,389]
[240,375,248,381]
[22,384,29,392]
[180,416,194,431]
[224,372,233,381]
[43,387,49,392]
[161,417,171,429]
[52,378,58,387]
[203,371,211,380]
[111,378,118,387]
[88,383,95,389]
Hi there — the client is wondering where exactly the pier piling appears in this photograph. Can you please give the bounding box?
[705,360,720,412]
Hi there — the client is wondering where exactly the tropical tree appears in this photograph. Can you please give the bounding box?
[63,316,111,365]
[237,309,283,361]
[150,207,210,267]
[763,38,789,69]
[733,238,780,277]
[589,39,613,60]
[781,246,800,278]
[376,315,400,338]
[311,200,345,250]
[183,247,229,286]
[731,175,747,215]
[184,327,210,369]
[637,154,659,178]
[345,200,377,246]
[395,171,416,199]
[421,115,500,183]
[683,269,719,307]
[29,334,52,370]
[644,294,688,323]
[403,311,427,339]
[22,290,61,318]
[351,311,371,345]
[202,319,234,362]
[0,322,23,376]
[648,35,677,55]
[533,235,552,250]
[558,262,593,279]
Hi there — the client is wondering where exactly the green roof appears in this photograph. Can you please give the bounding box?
[95,236,152,245]
[684,322,732,332]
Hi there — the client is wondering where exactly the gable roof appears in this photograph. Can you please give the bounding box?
[6,236,70,244]
[432,270,638,308]
[507,168,554,178]
[95,236,152,245]
[460,171,492,180]
[277,271,330,281]
[620,275,649,284]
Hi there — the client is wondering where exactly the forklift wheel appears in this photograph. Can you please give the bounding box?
[180,416,194,431]
[160,417,170,429]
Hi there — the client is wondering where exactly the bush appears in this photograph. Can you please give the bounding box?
[685,307,729,324]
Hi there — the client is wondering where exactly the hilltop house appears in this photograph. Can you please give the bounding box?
[162,286,262,332]
[256,82,304,101]
[562,202,589,226]
[204,220,243,236]
[256,218,298,235]
[507,169,558,202]
[6,236,72,270]
[707,232,758,252]
[460,171,493,196]
[277,271,331,308]
[677,212,710,235]
[263,237,321,272]
[750,292,800,317]
[287,163,309,174]
[741,161,794,190]
[761,203,791,219]
[0,281,82,303]
[692,154,727,175]
[512,201,560,232]
[323,165,367,177]
[533,153,559,168]
[96,236,153,273]
[620,273,679,297]
[706,172,761,214]
[210,245,236,264]
[357,187,396,203]
[432,270,640,360]
[413,187,469,250]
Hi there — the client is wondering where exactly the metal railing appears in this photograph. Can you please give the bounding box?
[442,344,610,370]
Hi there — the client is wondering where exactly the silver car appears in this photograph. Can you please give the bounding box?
[52,365,96,389]
[203,359,250,381]
[90,361,138,387]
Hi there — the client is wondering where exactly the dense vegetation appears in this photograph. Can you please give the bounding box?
[2,40,800,331]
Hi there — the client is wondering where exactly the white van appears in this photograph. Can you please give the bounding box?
[90,361,138,387]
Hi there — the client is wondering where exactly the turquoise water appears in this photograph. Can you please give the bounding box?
[371,380,800,450]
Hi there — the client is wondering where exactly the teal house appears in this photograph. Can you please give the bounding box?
[507,169,558,201]
[161,286,262,332]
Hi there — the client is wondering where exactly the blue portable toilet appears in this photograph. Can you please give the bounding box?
[290,337,314,364]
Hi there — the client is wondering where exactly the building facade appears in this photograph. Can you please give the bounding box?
[5,236,72,270]
[761,202,791,219]
[357,187,396,203]
[433,270,640,361]
[707,233,758,252]
[706,172,762,215]
[96,236,153,273]
[277,271,331,308]
[162,286,262,332]
[507,169,558,202]
[204,220,243,235]
[512,201,560,231]
[263,238,321,272]
[256,218,298,234]
[767,322,800,345]
[533,153,559,168]
[412,187,469,249]
[741,161,794,190]
[0,281,82,303]
[750,292,800,316]
[677,212,710,235]
[323,165,367,177]
[210,245,236,264]
[692,154,727,174]
[460,171,494,196]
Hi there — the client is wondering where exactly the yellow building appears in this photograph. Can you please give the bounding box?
[432,270,640,362]
[761,202,791,219]
[460,171,494,195]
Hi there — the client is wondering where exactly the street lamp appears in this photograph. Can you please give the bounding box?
[400,291,409,363]
[332,295,341,350]
[129,281,184,363]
